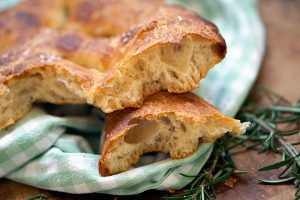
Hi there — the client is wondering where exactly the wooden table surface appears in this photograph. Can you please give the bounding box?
[1,0,299,199]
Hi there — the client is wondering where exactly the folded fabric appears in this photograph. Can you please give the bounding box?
[0,0,265,195]
[1,107,213,194]
[0,108,101,178]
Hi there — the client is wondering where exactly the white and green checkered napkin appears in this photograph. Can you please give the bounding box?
[0,0,265,195]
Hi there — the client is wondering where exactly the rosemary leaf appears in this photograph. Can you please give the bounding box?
[278,129,300,136]
[259,177,295,184]
[163,88,300,200]
[292,142,300,146]
[26,194,48,200]
[234,170,252,174]
[214,169,235,183]
[292,173,300,180]
[269,106,300,113]
[258,157,295,171]
[278,161,294,178]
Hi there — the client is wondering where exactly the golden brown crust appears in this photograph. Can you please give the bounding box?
[0,0,226,128]
[99,92,246,176]
[66,0,164,36]
[102,91,237,149]
[0,0,225,52]
[0,0,66,53]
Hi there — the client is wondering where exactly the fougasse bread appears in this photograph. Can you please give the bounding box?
[99,92,249,176]
[0,0,226,129]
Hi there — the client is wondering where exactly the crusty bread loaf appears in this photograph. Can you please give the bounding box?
[99,92,249,176]
[0,0,226,129]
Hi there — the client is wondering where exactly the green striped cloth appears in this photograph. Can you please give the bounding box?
[0,0,265,195]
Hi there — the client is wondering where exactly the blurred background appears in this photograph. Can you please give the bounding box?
[254,0,300,103]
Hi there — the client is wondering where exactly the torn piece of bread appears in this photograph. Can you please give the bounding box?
[0,1,226,129]
[99,92,249,176]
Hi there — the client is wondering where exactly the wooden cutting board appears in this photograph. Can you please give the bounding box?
[0,0,299,199]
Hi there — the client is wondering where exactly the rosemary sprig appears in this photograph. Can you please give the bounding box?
[162,131,247,200]
[163,87,300,200]
[231,88,300,199]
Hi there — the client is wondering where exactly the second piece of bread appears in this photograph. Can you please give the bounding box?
[99,92,249,176]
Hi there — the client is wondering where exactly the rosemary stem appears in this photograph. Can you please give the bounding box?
[244,113,274,133]
[276,135,300,167]
[246,113,300,166]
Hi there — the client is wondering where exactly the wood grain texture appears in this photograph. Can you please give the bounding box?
[216,0,300,199]
[0,0,299,199]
